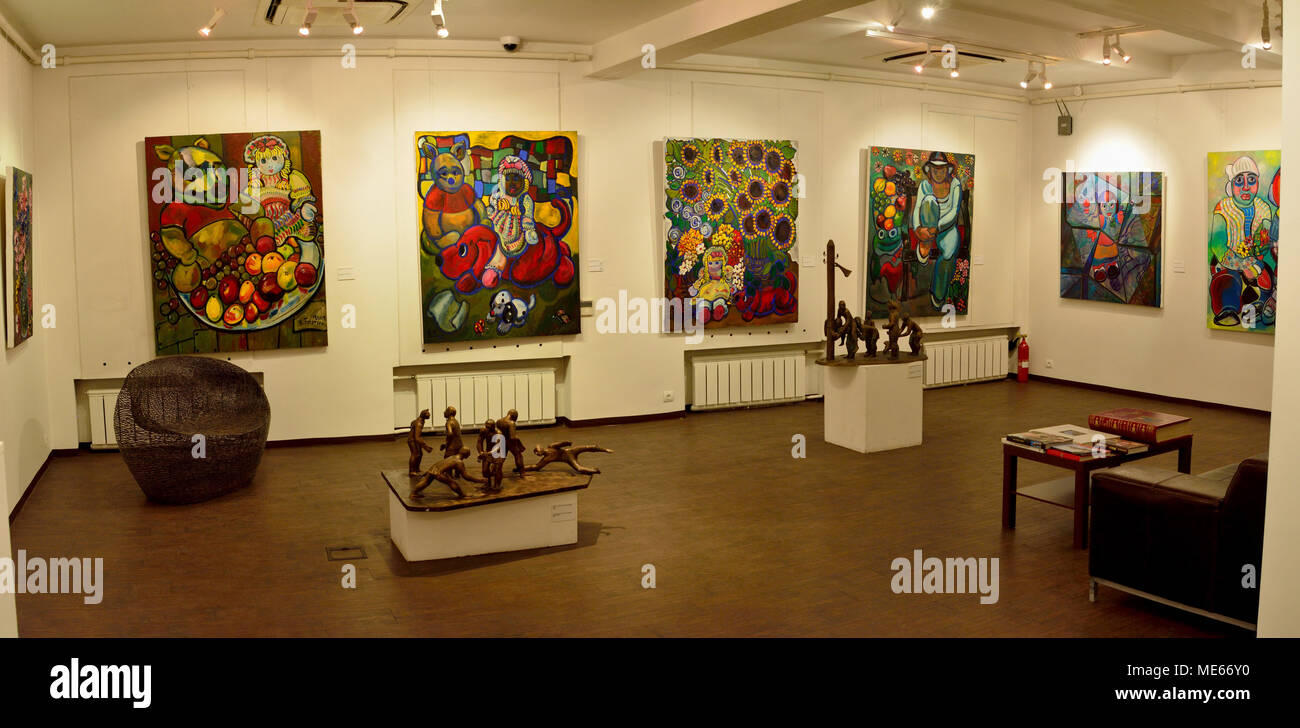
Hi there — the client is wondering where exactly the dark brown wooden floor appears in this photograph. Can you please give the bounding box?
[11,379,1267,637]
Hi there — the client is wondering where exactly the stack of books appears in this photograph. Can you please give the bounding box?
[1002,424,1130,461]
[1088,408,1191,443]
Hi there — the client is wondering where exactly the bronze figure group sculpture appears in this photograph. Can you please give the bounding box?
[820,239,923,363]
[407,407,612,499]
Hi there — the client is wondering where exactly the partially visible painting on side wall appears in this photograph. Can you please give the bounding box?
[4,166,33,348]
[866,146,974,318]
[1207,150,1279,334]
[663,138,799,329]
[416,131,580,343]
[143,131,327,354]
[1059,171,1163,307]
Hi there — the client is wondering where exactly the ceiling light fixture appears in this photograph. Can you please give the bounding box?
[299,1,316,36]
[1101,34,1112,64]
[1019,60,1051,90]
[1261,1,1272,49]
[949,56,959,78]
[1020,61,1036,89]
[1114,36,1130,63]
[921,6,936,20]
[914,48,933,73]
[198,7,225,38]
[432,0,450,38]
[345,0,363,35]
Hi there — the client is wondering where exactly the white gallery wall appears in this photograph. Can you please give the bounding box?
[0,36,48,513]
[30,48,1029,450]
[1028,86,1280,411]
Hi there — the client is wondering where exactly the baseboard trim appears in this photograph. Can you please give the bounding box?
[1015,373,1271,417]
[266,433,397,448]
[9,448,78,524]
[559,410,685,428]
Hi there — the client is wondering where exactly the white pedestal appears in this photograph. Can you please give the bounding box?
[823,361,924,453]
[388,489,579,561]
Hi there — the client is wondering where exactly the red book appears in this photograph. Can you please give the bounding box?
[1088,408,1191,444]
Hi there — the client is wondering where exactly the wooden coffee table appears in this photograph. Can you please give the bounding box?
[1001,435,1193,549]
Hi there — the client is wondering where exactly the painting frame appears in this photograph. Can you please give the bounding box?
[663,138,800,330]
[415,131,581,344]
[1207,150,1279,334]
[1059,170,1164,308]
[4,166,33,349]
[865,146,975,319]
[142,130,328,354]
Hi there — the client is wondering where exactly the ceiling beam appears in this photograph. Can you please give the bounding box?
[587,0,866,79]
[833,3,1176,80]
[1048,0,1278,55]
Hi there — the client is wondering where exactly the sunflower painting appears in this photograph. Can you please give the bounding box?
[664,139,798,328]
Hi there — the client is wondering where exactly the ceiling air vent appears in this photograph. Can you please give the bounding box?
[262,0,412,27]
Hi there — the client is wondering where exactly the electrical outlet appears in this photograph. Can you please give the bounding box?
[663,390,674,402]
[1045,359,1055,369]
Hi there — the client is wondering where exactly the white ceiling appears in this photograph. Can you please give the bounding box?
[0,0,1282,90]
[0,0,699,47]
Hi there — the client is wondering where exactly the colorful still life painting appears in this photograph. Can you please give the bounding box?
[144,130,327,354]
[1207,150,1279,333]
[664,139,799,328]
[416,131,579,342]
[1060,171,1163,307]
[866,146,974,318]
[5,166,33,348]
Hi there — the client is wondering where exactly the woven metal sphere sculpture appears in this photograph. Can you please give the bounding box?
[114,356,270,504]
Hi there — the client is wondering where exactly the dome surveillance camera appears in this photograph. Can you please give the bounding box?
[500,35,521,52]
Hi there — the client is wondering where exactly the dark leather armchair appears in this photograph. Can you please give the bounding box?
[1089,455,1267,628]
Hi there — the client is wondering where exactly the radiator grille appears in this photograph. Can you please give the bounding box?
[691,354,806,410]
[923,335,1009,388]
[416,370,556,429]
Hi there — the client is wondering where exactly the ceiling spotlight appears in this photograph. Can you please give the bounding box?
[1102,35,1112,64]
[1019,60,1051,90]
[345,0,363,35]
[913,48,934,73]
[1262,1,1272,49]
[432,0,449,38]
[198,7,225,38]
[1114,37,1130,63]
[299,1,316,36]
[921,6,936,20]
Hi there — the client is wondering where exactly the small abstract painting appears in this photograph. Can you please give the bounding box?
[1207,150,1279,333]
[1059,171,1163,307]
[416,131,579,342]
[866,146,974,318]
[144,131,327,353]
[4,166,33,348]
[664,139,799,328]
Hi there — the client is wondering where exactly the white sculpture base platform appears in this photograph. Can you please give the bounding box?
[822,359,924,453]
[383,469,589,562]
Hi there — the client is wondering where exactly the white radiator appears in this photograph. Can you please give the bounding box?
[691,353,806,410]
[923,335,1009,388]
[87,388,121,450]
[416,369,556,430]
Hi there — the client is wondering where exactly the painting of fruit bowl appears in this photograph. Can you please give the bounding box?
[144,131,328,353]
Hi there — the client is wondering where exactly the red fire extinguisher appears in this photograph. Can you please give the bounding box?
[1017,336,1029,383]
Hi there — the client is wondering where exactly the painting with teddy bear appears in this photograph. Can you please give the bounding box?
[416,131,580,343]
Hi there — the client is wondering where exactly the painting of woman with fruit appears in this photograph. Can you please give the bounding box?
[144,130,326,354]
[866,146,974,319]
